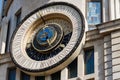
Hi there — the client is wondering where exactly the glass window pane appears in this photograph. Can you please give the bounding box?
[8,68,16,80]
[20,72,30,80]
[35,76,45,80]
[68,58,77,78]
[51,71,61,80]
[87,1,101,25]
[84,48,94,74]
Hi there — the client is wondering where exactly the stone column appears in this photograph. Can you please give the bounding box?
[94,40,104,80]
[78,50,84,80]
[104,35,113,80]
[16,68,20,80]
[0,17,8,54]
[0,64,7,80]
[109,0,115,20]
[114,0,120,19]
[102,0,109,22]
[45,75,51,80]
[111,30,120,80]
[61,68,68,80]
[30,76,35,80]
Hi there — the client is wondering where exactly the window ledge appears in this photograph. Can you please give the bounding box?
[84,73,95,80]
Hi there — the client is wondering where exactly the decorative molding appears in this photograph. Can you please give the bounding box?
[97,18,120,34]
[0,53,11,65]
[86,29,102,41]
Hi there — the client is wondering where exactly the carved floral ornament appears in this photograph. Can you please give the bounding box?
[10,2,86,75]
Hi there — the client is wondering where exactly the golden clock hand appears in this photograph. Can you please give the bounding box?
[47,39,51,46]
[39,12,46,25]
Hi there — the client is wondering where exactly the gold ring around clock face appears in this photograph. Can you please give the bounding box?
[31,23,63,53]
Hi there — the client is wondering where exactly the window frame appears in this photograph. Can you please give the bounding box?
[86,0,103,26]
[7,67,16,80]
[84,47,94,75]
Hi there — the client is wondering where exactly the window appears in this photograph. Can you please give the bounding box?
[8,68,16,80]
[68,58,77,78]
[51,71,61,80]
[15,9,21,27]
[0,0,3,19]
[20,71,30,80]
[2,0,7,17]
[86,0,102,25]
[35,76,45,80]
[84,48,94,75]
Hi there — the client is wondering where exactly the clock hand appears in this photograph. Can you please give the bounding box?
[39,12,46,25]
[47,39,51,46]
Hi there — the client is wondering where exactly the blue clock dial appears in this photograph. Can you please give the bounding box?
[37,27,54,43]
[31,24,63,52]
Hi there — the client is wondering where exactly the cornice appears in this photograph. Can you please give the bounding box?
[97,18,120,34]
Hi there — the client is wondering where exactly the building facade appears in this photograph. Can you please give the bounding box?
[0,0,120,80]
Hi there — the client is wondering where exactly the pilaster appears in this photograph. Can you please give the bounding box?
[103,35,112,80]
[111,30,120,80]
[61,68,68,80]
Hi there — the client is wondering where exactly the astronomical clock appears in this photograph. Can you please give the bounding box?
[10,2,86,75]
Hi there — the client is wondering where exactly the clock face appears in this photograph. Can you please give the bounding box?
[10,2,86,75]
